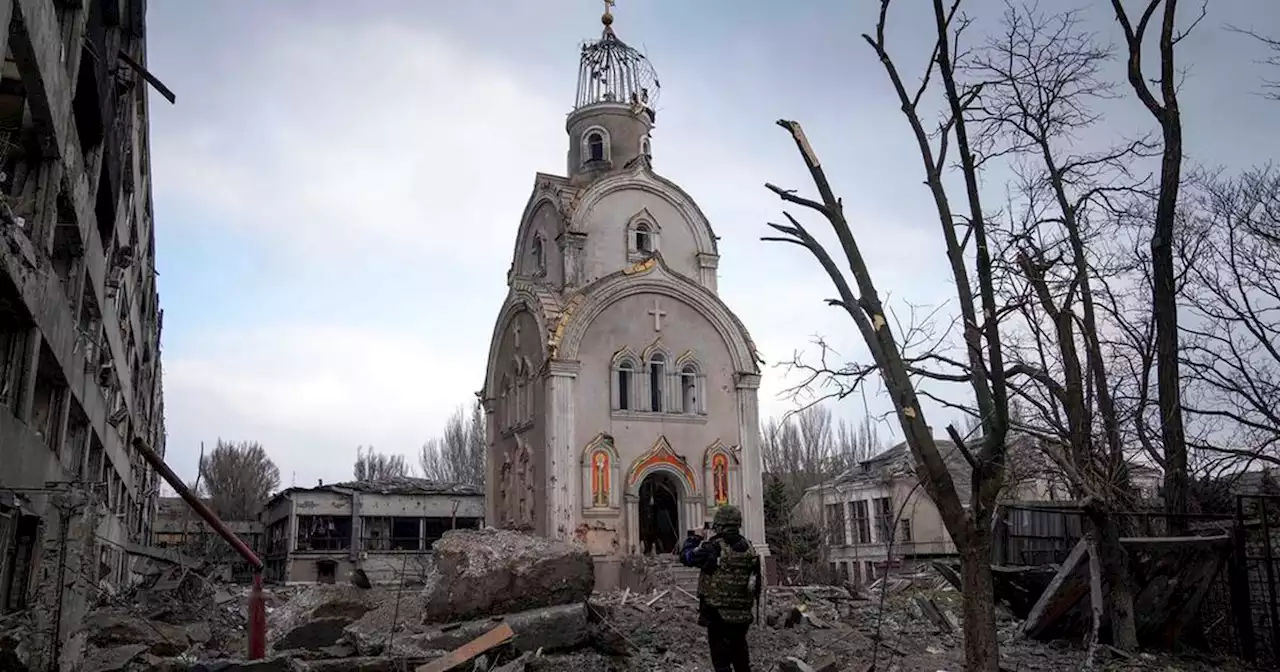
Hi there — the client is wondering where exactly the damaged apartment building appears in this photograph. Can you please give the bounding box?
[262,477,485,585]
[0,0,168,665]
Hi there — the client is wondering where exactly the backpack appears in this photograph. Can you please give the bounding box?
[703,538,760,624]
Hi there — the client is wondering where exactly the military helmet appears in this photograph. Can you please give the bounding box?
[713,505,743,529]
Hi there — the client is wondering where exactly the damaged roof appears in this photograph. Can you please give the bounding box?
[267,476,483,506]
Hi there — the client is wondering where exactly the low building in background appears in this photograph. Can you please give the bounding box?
[152,497,263,582]
[261,476,484,585]
[792,434,1055,585]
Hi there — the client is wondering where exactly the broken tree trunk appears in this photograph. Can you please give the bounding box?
[1084,532,1104,670]
[1092,513,1138,650]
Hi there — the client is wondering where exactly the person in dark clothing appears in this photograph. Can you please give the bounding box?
[680,505,762,672]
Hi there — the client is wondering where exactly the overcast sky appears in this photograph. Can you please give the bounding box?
[143,0,1279,490]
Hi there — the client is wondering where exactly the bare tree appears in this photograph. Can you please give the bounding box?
[1108,0,1207,531]
[834,414,883,469]
[1229,25,1280,100]
[419,401,486,486]
[353,446,411,481]
[761,405,844,501]
[965,2,1153,650]
[1181,167,1280,467]
[199,439,280,520]
[762,0,1017,666]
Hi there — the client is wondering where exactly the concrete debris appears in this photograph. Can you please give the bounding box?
[6,529,1260,672]
[419,528,595,623]
[416,621,514,672]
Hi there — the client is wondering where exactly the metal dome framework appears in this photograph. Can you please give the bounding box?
[575,30,661,117]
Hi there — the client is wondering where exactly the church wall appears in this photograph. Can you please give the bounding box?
[581,190,701,283]
[574,291,744,551]
[516,202,564,286]
[489,308,549,535]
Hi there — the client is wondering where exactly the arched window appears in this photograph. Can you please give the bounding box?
[616,359,634,411]
[626,210,660,262]
[635,223,653,253]
[531,235,545,274]
[641,136,651,156]
[680,364,698,414]
[648,353,666,412]
[587,132,605,162]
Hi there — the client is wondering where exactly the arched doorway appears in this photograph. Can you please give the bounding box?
[638,471,681,555]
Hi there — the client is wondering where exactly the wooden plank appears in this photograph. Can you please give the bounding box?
[1021,537,1088,639]
[415,622,514,672]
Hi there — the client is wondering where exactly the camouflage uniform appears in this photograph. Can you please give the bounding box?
[680,505,761,672]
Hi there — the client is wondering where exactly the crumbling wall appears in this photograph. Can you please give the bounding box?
[24,490,104,672]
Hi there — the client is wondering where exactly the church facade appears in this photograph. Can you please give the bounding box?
[480,8,767,585]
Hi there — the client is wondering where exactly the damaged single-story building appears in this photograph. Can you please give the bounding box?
[261,476,485,585]
[152,496,263,582]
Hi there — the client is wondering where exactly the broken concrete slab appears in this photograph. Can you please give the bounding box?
[303,657,437,672]
[1022,534,1231,645]
[267,585,384,647]
[184,655,308,672]
[416,621,515,672]
[186,621,213,644]
[274,618,351,652]
[421,529,594,623]
[83,612,193,656]
[397,603,589,657]
[81,643,148,672]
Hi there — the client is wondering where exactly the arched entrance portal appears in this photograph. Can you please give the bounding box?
[638,471,681,555]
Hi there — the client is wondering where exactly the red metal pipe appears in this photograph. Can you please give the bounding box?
[132,437,263,570]
[131,437,267,659]
[248,573,266,658]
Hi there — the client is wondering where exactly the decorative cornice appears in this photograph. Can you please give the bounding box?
[626,436,698,494]
[623,257,656,276]
[734,373,762,389]
[545,359,582,377]
[703,439,740,467]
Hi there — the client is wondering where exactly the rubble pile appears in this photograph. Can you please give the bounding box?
[9,530,1266,671]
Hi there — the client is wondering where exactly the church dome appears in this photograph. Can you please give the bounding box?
[574,9,660,122]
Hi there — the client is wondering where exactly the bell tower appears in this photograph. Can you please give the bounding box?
[566,1,660,185]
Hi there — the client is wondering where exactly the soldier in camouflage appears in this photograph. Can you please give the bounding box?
[679,504,762,672]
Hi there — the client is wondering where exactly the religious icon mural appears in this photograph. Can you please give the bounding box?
[582,433,621,512]
[591,450,611,507]
[711,452,729,506]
